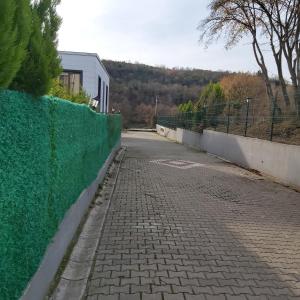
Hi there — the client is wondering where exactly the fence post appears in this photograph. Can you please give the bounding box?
[244,98,251,137]
[226,103,231,134]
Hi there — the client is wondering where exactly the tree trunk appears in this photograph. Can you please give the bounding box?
[270,40,290,107]
[276,55,290,107]
[264,77,276,111]
[279,78,290,107]
[252,40,275,109]
[294,86,300,118]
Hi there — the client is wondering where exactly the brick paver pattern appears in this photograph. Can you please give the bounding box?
[86,132,300,300]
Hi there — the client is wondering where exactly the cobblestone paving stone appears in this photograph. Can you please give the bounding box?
[86,132,300,300]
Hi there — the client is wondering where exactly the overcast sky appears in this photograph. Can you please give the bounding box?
[57,0,279,75]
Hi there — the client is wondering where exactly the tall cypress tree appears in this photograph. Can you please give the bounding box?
[0,0,31,88]
[36,0,62,80]
[10,10,49,96]
[10,0,62,96]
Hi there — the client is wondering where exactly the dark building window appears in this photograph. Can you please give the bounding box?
[98,77,102,99]
[102,82,105,112]
[105,85,109,113]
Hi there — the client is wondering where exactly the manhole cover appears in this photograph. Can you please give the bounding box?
[150,159,203,169]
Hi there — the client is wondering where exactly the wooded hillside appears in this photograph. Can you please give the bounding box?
[103,60,228,128]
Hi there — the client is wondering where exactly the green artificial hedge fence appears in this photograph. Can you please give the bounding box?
[0,90,121,300]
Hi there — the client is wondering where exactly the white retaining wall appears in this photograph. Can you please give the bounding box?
[157,125,300,190]
[156,124,177,141]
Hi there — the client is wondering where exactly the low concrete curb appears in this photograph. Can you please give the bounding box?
[21,142,121,300]
[49,147,126,300]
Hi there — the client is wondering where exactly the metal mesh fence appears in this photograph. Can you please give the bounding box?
[158,99,300,146]
[0,90,121,300]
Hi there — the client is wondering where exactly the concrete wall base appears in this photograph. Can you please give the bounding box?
[21,141,121,300]
[157,125,300,190]
[156,124,177,141]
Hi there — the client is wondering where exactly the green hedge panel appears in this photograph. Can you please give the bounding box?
[0,90,121,300]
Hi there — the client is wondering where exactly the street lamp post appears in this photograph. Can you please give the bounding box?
[244,97,252,137]
[155,96,158,117]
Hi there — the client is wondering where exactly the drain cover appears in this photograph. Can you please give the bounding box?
[150,159,204,169]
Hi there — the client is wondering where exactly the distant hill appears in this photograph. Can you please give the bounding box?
[103,60,228,128]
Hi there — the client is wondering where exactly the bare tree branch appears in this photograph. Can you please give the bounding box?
[199,0,300,115]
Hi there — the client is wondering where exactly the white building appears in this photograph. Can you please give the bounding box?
[58,51,110,113]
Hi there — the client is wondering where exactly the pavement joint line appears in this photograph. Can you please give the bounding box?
[52,132,300,299]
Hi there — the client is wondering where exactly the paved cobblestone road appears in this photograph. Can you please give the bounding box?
[86,132,300,300]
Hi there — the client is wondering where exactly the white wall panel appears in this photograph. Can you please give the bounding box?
[59,51,110,113]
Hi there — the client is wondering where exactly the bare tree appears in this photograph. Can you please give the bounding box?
[254,0,300,113]
[199,0,300,115]
[254,0,290,106]
[199,0,276,108]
